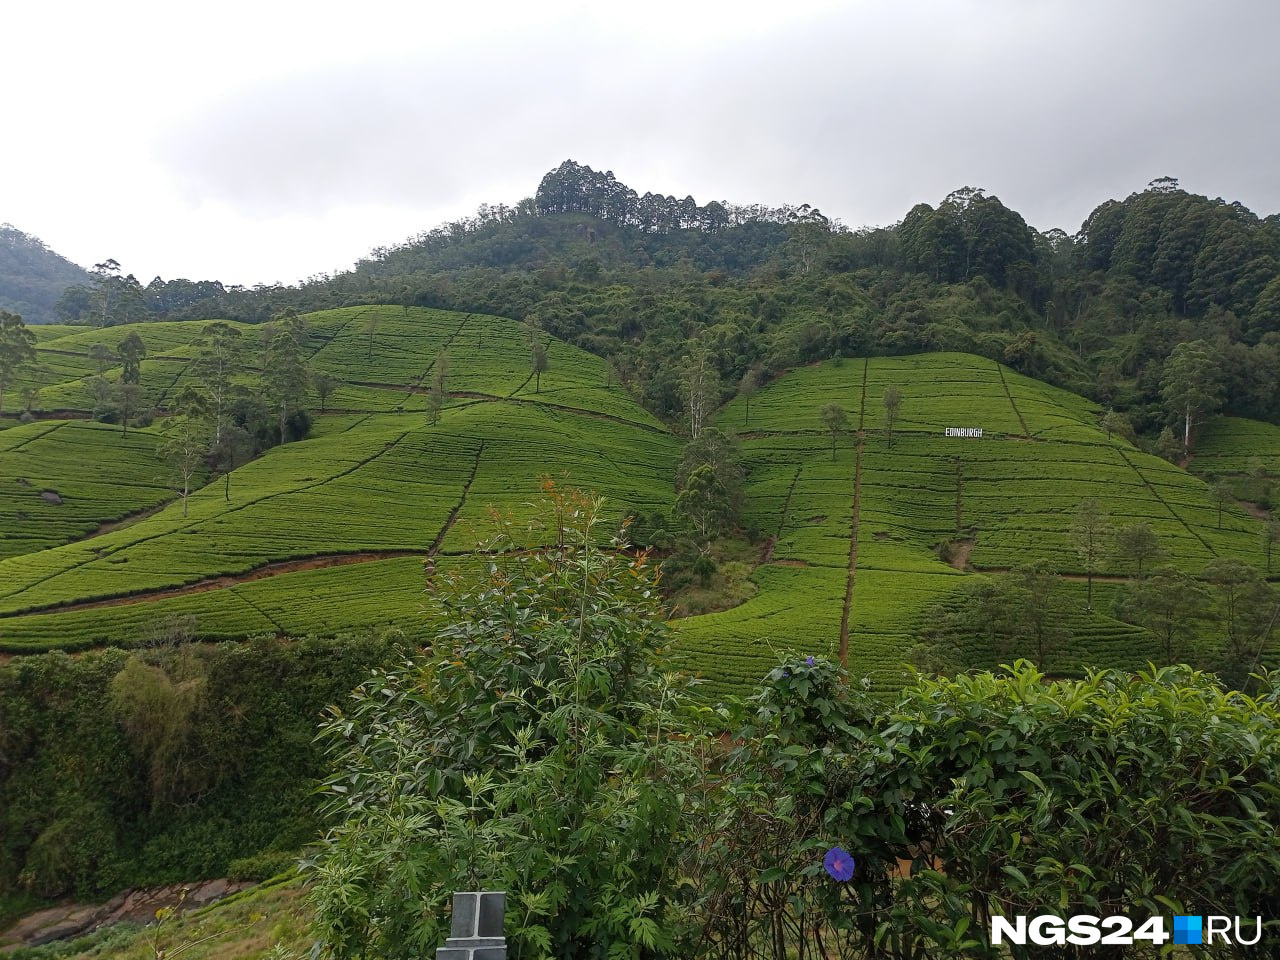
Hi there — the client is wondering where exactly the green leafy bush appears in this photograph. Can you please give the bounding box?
[226,851,300,883]
[307,485,711,960]
[0,635,392,900]
[695,659,1280,958]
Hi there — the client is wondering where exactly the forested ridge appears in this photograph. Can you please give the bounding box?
[42,161,1280,444]
[0,226,89,325]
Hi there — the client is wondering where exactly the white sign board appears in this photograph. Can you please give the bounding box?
[944,427,984,438]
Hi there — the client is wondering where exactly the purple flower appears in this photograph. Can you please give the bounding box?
[824,846,855,882]
[806,656,815,666]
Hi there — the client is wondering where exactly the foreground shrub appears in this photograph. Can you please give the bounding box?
[306,486,711,960]
[699,660,1280,958]
[306,489,1280,958]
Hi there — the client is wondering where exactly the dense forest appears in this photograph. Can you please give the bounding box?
[43,161,1280,445]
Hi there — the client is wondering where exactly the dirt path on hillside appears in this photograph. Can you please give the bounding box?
[837,358,869,666]
[760,466,803,563]
[945,538,975,570]
[349,382,671,435]
[994,361,1032,439]
[5,440,487,621]
[428,443,483,558]
[0,551,425,618]
[76,500,177,541]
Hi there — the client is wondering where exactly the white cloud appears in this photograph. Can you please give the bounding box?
[2,0,1276,285]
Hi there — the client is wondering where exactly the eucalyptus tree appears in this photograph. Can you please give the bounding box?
[160,387,212,518]
[1114,522,1164,577]
[0,311,37,416]
[262,315,311,445]
[883,384,902,448]
[192,322,243,443]
[819,402,848,461]
[1072,499,1112,611]
[531,338,549,393]
[88,342,114,374]
[117,331,146,385]
[1115,566,1209,664]
[1160,340,1223,454]
[738,364,762,425]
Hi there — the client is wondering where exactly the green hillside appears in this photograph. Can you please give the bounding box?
[672,354,1275,696]
[4,303,1280,942]
[0,421,172,559]
[1191,416,1280,478]
[2,311,1276,696]
[0,308,678,652]
[0,225,89,324]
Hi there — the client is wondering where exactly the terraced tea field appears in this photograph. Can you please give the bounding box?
[5,315,1277,695]
[1191,416,1280,478]
[670,353,1277,696]
[0,420,173,560]
[0,308,678,652]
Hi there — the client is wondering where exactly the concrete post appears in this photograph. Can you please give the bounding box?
[435,891,506,960]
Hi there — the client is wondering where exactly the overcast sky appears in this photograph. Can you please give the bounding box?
[3,0,1277,287]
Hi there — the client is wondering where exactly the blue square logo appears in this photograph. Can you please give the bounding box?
[1174,915,1202,945]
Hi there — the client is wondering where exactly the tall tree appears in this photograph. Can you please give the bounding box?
[1202,558,1279,688]
[1114,522,1163,577]
[818,402,848,461]
[674,427,743,538]
[117,332,146,386]
[1072,499,1112,611]
[682,347,716,440]
[87,375,115,420]
[1099,408,1133,442]
[89,259,121,327]
[1265,519,1280,576]
[425,380,444,426]
[313,373,338,413]
[432,348,449,395]
[115,382,142,436]
[1115,566,1210,664]
[0,311,37,416]
[936,561,1070,671]
[261,319,310,445]
[785,204,831,275]
[1160,340,1223,454]
[531,338,549,393]
[1211,481,1233,529]
[953,457,965,534]
[191,322,242,444]
[738,365,762,426]
[675,463,732,547]
[212,423,254,502]
[1006,561,1071,670]
[88,342,114,374]
[426,350,448,425]
[160,388,212,518]
[882,384,902,448]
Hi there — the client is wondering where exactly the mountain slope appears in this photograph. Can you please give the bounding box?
[0,224,88,323]
[673,354,1274,695]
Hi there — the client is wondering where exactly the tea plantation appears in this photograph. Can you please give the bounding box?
[670,354,1275,696]
[2,312,1275,696]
